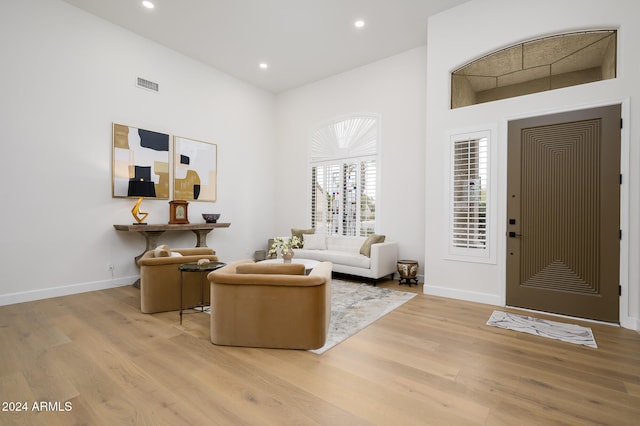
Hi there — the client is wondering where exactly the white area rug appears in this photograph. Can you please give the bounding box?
[310,280,416,354]
[487,310,597,348]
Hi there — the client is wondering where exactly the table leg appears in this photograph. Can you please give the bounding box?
[135,231,166,261]
[180,270,184,325]
[130,230,165,289]
[200,271,205,313]
[192,229,212,247]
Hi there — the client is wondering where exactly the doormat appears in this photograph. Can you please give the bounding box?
[310,280,416,354]
[486,310,597,348]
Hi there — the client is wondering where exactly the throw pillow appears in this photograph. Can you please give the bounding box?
[291,228,315,248]
[303,233,327,250]
[153,244,171,257]
[236,263,305,275]
[359,234,385,257]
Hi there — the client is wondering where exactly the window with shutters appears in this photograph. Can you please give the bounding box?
[309,115,379,236]
[449,130,492,260]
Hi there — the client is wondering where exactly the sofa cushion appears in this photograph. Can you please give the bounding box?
[295,249,370,269]
[303,233,326,250]
[359,234,386,257]
[153,244,171,257]
[291,228,315,248]
[326,235,366,253]
[236,263,305,275]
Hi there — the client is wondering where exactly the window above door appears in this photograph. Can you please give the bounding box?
[451,30,617,108]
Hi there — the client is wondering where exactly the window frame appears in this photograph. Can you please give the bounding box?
[446,127,497,264]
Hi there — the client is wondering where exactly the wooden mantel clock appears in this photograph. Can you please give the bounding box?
[169,200,189,224]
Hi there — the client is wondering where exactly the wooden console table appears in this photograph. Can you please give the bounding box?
[114,223,231,261]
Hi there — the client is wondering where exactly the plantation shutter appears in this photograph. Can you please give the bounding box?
[451,137,488,250]
[309,115,379,236]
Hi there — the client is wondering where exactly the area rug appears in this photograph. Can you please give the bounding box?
[310,280,416,354]
[486,310,597,348]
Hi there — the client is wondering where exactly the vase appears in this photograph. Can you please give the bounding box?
[397,259,419,286]
[282,248,294,263]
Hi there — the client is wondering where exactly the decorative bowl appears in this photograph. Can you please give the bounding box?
[202,213,221,223]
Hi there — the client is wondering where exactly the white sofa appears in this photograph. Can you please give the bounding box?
[292,234,398,279]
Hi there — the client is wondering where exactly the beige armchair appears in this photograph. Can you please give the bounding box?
[207,260,332,350]
[137,246,218,314]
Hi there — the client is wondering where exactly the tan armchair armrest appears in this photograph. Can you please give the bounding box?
[137,247,217,266]
[174,248,216,256]
[208,260,330,287]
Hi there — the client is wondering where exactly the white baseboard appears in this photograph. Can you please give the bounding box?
[620,315,640,331]
[423,284,501,306]
[0,276,138,306]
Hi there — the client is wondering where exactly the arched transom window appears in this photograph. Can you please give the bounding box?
[452,30,617,108]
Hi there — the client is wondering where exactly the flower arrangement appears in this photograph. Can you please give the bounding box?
[268,236,302,258]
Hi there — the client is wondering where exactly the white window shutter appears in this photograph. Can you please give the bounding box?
[309,115,379,237]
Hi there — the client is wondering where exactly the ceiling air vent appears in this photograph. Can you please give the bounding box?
[136,77,159,93]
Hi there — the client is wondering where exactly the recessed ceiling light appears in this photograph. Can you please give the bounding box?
[259,63,269,70]
[142,1,155,9]
[354,20,365,29]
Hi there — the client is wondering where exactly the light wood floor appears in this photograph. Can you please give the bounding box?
[1,277,639,425]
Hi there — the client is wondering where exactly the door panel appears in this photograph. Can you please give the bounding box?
[506,105,620,322]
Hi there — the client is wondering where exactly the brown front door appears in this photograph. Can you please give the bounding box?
[506,105,621,322]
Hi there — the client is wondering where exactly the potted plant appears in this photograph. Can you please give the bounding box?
[268,236,302,263]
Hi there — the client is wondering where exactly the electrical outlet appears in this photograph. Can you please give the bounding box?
[107,263,114,271]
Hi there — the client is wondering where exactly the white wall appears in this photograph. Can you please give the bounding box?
[425,0,640,330]
[0,0,277,304]
[276,47,427,276]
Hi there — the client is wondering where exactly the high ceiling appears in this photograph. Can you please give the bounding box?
[60,0,469,93]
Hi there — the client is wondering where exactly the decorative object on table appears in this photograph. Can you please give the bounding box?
[169,200,189,224]
[291,227,315,247]
[268,236,301,263]
[197,258,210,266]
[486,310,597,348]
[112,122,169,199]
[127,178,156,225]
[397,259,419,286]
[202,213,221,223]
[174,136,217,202]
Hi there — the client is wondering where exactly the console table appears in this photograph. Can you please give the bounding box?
[114,223,231,261]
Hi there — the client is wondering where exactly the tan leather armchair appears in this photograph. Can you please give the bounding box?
[137,247,218,314]
[207,260,332,350]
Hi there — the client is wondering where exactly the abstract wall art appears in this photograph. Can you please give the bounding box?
[173,136,217,202]
[112,123,170,199]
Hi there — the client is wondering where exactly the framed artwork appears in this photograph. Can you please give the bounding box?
[173,136,217,202]
[112,123,170,199]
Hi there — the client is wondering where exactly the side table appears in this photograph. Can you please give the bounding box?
[178,261,226,324]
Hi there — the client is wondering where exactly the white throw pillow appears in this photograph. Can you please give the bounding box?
[303,233,327,250]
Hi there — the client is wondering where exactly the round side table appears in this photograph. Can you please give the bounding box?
[178,261,226,324]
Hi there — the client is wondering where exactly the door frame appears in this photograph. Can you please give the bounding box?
[498,98,631,326]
